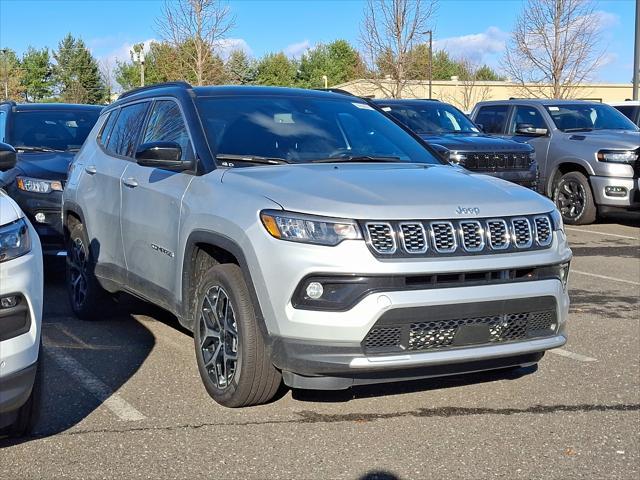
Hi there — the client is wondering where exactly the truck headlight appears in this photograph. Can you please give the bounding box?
[0,219,31,262]
[260,210,362,246]
[597,150,638,164]
[16,176,63,194]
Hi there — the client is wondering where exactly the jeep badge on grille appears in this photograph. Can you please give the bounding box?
[456,206,480,215]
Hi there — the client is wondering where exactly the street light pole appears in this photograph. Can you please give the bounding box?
[322,75,328,89]
[139,51,145,87]
[1,48,8,100]
[633,0,639,100]
[422,30,433,99]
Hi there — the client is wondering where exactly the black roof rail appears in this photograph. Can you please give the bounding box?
[313,88,356,97]
[118,81,192,100]
[0,100,17,107]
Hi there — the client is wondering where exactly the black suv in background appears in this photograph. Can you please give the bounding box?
[0,102,102,255]
[373,99,538,189]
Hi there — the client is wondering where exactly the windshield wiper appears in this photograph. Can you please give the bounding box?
[216,154,289,165]
[17,146,66,153]
[563,128,593,132]
[311,155,401,163]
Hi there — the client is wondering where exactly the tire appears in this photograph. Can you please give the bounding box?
[193,263,281,407]
[553,171,597,225]
[4,342,43,438]
[66,222,114,320]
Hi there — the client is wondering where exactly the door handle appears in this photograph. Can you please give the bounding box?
[85,165,97,175]
[122,177,139,188]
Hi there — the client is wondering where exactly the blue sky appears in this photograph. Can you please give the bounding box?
[0,0,635,84]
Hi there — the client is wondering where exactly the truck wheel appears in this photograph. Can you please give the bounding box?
[4,342,43,438]
[66,222,114,320]
[553,171,597,225]
[193,263,281,407]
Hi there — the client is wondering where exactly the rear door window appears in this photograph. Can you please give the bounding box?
[475,105,509,134]
[141,100,194,161]
[106,102,149,157]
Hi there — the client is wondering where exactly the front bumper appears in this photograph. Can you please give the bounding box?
[591,175,640,210]
[475,167,538,189]
[5,185,65,255]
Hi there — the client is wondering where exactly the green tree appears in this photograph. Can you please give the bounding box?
[473,65,502,81]
[297,40,365,88]
[21,47,53,102]
[53,34,108,104]
[255,53,297,86]
[0,48,24,101]
[224,49,256,85]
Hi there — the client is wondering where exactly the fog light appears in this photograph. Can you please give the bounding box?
[0,295,18,308]
[604,186,627,197]
[34,212,46,223]
[305,281,324,299]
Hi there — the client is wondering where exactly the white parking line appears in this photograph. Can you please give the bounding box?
[549,348,597,362]
[43,344,146,421]
[572,269,640,286]
[566,227,639,241]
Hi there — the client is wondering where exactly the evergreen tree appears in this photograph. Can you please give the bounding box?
[53,34,108,104]
[255,53,297,87]
[297,40,364,88]
[0,48,24,101]
[21,47,53,102]
[225,49,256,85]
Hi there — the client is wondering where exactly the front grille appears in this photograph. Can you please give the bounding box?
[363,309,556,353]
[512,218,532,248]
[430,222,457,253]
[364,214,553,257]
[463,152,532,172]
[365,223,396,254]
[400,223,427,253]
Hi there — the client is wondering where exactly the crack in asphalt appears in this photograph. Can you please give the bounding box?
[14,402,638,441]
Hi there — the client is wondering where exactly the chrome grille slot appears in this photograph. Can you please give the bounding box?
[366,223,396,254]
[400,223,427,253]
[486,219,510,250]
[430,222,457,253]
[534,216,552,246]
[459,221,485,252]
[511,218,532,248]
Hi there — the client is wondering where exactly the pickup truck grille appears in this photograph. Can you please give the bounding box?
[364,214,553,257]
[462,152,533,172]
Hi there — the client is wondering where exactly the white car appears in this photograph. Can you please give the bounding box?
[0,181,43,437]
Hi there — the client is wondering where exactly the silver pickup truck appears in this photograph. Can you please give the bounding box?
[471,99,640,224]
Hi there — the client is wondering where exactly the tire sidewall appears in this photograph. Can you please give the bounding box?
[193,265,255,407]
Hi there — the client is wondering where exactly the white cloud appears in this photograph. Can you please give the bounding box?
[214,38,253,60]
[433,26,508,63]
[284,40,311,59]
[590,10,619,29]
[100,38,157,68]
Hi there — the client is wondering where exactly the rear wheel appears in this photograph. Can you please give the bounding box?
[66,223,114,320]
[193,263,281,407]
[553,171,597,225]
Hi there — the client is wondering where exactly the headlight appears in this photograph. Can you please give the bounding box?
[550,208,564,232]
[0,218,31,262]
[260,210,362,246]
[597,150,638,164]
[16,176,64,194]
[528,150,536,163]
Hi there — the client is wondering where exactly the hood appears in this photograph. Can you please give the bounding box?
[221,163,555,219]
[419,133,532,152]
[15,151,75,180]
[561,129,640,149]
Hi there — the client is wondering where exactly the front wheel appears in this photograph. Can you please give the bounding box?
[553,171,597,225]
[193,263,281,407]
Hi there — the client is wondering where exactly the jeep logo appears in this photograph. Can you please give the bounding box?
[456,206,480,215]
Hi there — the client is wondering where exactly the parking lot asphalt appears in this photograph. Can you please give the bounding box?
[1,216,638,479]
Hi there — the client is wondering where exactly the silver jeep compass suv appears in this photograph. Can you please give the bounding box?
[63,83,571,407]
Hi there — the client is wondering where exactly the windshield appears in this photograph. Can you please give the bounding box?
[380,102,479,134]
[196,96,442,165]
[10,109,101,151]
[545,104,639,132]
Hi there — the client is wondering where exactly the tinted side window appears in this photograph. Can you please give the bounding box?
[475,106,509,134]
[510,106,547,132]
[98,110,119,146]
[106,102,149,157]
[0,110,6,142]
[614,105,637,123]
[142,100,194,160]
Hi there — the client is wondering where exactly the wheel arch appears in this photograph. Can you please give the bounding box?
[546,161,593,197]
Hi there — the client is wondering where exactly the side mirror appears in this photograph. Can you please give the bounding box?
[474,123,484,132]
[135,142,191,171]
[0,142,17,171]
[516,123,548,136]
